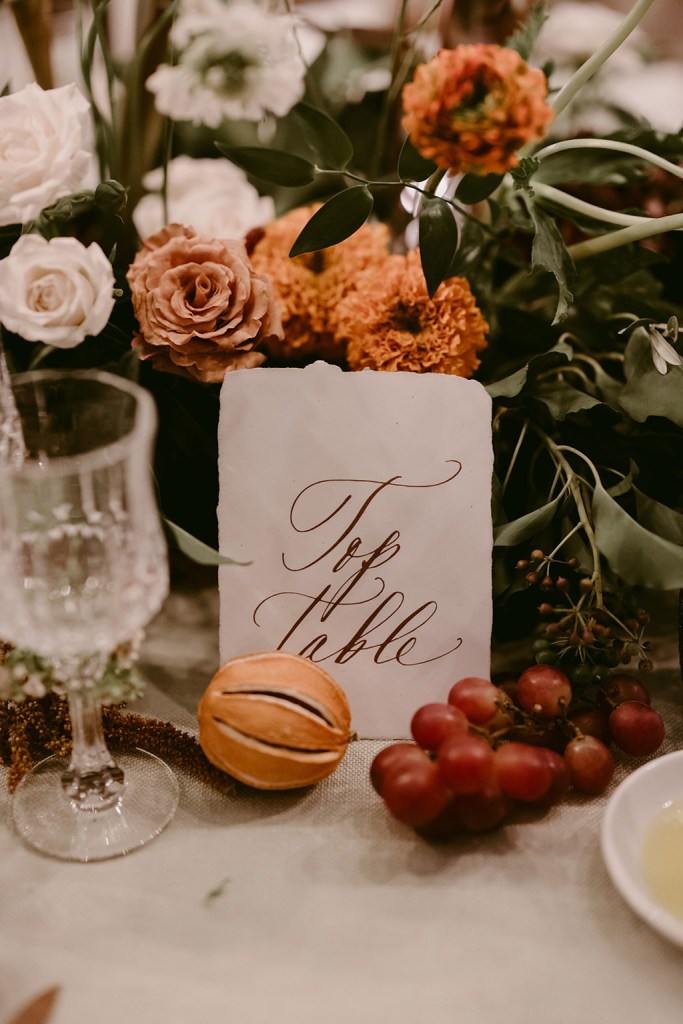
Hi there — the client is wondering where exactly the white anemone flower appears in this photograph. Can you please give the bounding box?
[132,155,275,241]
[146,0,306,128]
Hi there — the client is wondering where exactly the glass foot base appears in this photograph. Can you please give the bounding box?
[11,748,180,862]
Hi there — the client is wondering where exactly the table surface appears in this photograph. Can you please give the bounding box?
[2,565,682,1024]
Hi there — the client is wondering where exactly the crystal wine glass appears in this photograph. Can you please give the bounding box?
[0,369,179,861]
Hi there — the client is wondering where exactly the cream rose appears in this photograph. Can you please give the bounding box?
[126,224,283,384]
[0,83,92,227]
[0,235,116,347]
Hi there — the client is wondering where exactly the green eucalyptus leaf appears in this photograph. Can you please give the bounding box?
[633,486,683,546]
[455,173,503,205]
[529,205,576,323]
[592,483,683,589]
[163,517,249,566]
[289,186,373,257]
[215,144,316,186]
[398,136,438,181]
[290,102,354,170]
[486,339,573,399]
[504,2,549,60]
[619,329,683,427]
[419,197,459,298]
[494,492,565,547]
[533,379,601,419]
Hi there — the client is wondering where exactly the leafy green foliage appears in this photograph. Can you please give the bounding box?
[455,173,504,205]
[214,145,316,186]
[529,205,576,323]
[397,136,438,182]
[509,158,540,194]
[504,2,549,60]
[494,492,566,547]
[486,340,573,399]
[418,197,459,298]
[162,518,248,567]
[289,186,373,257]
[534,150,647,187]
[592,479,683,589]
[290,102,354,170]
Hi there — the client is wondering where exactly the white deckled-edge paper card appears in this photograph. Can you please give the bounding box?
[218,363,493,738]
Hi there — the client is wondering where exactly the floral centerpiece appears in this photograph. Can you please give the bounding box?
[1,0,682,820]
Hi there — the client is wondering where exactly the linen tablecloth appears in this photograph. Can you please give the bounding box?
[2,566,682,1024]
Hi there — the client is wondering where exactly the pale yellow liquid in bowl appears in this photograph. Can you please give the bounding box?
[642,800,683,921]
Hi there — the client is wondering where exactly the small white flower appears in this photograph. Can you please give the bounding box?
[0,235,115,347]
[649,327,681,376]
[146,0,305,128]
[133,156,275,241]
[0,83,92,226]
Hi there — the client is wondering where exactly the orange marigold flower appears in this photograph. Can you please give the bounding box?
[402,44,553,176]
[338,250,488,375]
[249,205,390,362]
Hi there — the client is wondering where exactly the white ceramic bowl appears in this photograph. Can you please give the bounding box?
[601,750,683,948]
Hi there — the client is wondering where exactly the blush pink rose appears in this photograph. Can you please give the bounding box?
[126,224,283,383]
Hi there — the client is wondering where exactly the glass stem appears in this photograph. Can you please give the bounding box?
[60,656,126,811]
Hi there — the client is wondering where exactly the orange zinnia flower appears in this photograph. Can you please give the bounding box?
[338,250,488,375]
[249,205,391,362]
[402,44,553,176]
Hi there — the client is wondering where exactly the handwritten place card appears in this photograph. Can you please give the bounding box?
[217,363,493,738]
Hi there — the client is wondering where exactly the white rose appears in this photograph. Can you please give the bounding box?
[132,156,275,241]
[0,235,115,347]
[0,82,92,227]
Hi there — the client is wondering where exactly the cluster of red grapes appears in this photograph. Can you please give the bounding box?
[371,665,665,839]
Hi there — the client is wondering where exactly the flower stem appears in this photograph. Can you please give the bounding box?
[550,0,658,121]
[568,211,683,260]
[535,138,683,182]
[370,0,410,178]
[534,181,673,229]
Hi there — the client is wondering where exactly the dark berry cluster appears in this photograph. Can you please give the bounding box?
[516,549,652,676]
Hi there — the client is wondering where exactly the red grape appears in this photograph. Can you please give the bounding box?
[370,743,427,796]
[381,756,450,827]
[448,677,501,725]
[608,701,665,757]
[410,702,469,750]
[568,707,611,744]
[536,748,570,805]
[417,797,463,841]
[564,735,614,794]
[453,784,508,832]
[493,742,553,802]
[436,734,495,794]
[516,664,572,719]
[604,673,651,706]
